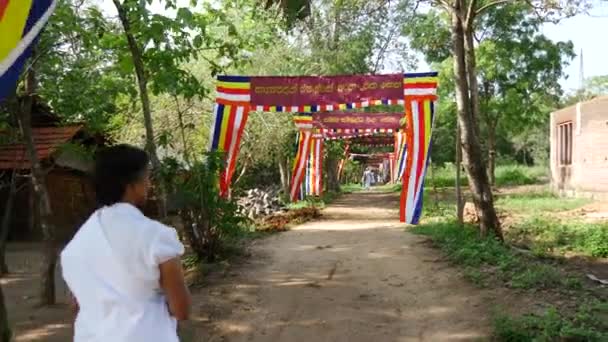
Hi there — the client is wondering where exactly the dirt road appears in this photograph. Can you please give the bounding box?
[187,191,493,342]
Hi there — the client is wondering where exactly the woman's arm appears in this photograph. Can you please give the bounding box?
[159,257,191,320]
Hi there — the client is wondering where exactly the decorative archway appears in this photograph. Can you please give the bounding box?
[209,72,437,224]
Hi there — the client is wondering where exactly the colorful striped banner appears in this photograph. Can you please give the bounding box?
[293,113,313,130]
[252,98,405,113]
[305,137,323,197]
[400,99,435,224]
[209,102,250,197]
[403,72,439,98]
[0,0,57,100]
[389,155,395,183]
[209,72,439,222]
[394,132,407,181]
[290,130,313,202]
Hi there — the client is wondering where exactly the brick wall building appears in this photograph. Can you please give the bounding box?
[550,96,608,199]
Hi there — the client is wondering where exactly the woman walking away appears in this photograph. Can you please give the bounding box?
[362,167,374,190]
[61,145,191,342]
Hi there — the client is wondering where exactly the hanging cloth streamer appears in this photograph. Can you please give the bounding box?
[290,114,314,202]
[400,98,435,224]
[304,135,324,197]
[394,132,407,182]
[209,76,252,197]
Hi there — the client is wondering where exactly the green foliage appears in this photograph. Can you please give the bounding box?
[287,191,340,210]
[494,301,608,341]
[37,1,135,132]
[341,183,364,193]
[424,164,546,188]
[494,167,539,186]
[563,74,608,105]
[403,4,573,169]
[497,192,589,214]
[341,160,364,185]
[162,153,247,262]
[506,217,608,258]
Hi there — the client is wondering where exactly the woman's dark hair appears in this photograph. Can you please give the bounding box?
[94,144,150,206]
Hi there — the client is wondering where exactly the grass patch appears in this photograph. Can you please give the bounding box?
[497,191,590,214]
[410,222,581,290]
[494,300,608,341]
[495,165,547,187]
[425,164,546,188]
[507,217,608,258]
[412,221,608,339]
[287,191,340,210]
[341,183,364,193]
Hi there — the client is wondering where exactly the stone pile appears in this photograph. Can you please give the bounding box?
[237,187,285,219]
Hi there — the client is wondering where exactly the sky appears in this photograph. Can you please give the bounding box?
[541,14,608,92]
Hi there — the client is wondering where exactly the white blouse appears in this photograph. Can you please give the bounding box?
[61,203,184,342]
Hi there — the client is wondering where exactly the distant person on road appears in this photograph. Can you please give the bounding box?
[61,145,191,342]
[362,167,374,190]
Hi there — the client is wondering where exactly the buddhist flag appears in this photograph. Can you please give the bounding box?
[0,0,58,100]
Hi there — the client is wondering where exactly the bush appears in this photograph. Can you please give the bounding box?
[162,153,247,262]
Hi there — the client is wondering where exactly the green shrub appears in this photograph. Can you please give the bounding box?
[162,153,247,262]
[496,168,536,186]
[494,301,608,341]
[495,165,547,186]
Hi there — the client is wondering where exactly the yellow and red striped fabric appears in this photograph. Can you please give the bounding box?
[304,136,323,197]
[290,129,313,202]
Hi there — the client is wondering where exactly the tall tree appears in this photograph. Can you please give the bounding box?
[17,61,58,305]
[404,0,585,238]
[476,7,573,182]
[112,0,166,215]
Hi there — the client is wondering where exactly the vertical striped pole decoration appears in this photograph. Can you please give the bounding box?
[389,155,395,183]
[290,114,314,202]
[394,132,407,181]
[209,76,251,197]
[400,72,438,224]
[305,135,324,197]
[337,143,350,181]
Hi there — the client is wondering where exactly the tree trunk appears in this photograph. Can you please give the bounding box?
[113,0,166,217]
[325,154,341,193]
[463,23,481,137]
[18,64,57,305]
[487,123,496,186]
[0,171,17,276]
[278,156,290,197]
[0,283,10,342]
[450,4,502,240]
[175,97,190,165]
[455,121,464,225]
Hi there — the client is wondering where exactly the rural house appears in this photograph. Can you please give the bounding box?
[550,96,608,199]
[0,103,101,243]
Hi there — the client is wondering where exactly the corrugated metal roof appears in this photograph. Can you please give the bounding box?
[0,125,83,169]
